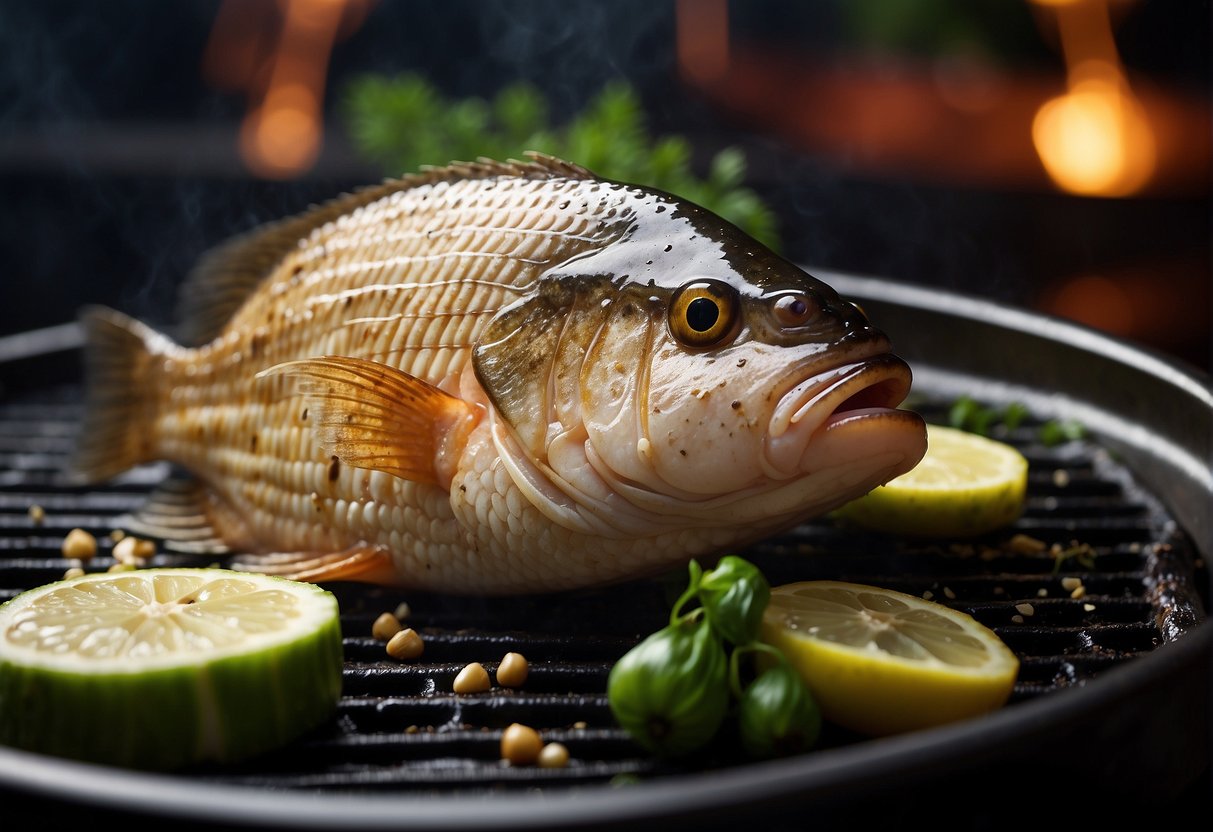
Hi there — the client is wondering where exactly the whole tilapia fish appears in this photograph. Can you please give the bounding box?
[72,153,926,595]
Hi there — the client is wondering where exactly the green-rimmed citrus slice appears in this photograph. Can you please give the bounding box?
[834,423,1029,537]
[761,581,1019,737]
[0,568,342,770]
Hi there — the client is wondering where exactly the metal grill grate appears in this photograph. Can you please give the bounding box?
[0,383,1206,796]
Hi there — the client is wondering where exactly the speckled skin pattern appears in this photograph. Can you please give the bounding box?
[81,157,926,594]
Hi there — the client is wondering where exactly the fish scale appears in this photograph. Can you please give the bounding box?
[71,154,927,594]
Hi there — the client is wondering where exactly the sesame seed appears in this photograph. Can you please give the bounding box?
[1015,603,1035,616]
[1037,588,1049,598]
[1011,614,1024,624]
[922,590,934,601]
[1061,577,1082,591]
[943,587,956,600]
[1083,603,1096,612]
[1070,586,1087,599]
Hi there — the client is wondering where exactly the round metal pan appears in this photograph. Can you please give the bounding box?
[0,271,1209,829]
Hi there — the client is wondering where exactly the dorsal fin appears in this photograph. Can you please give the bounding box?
[175,152,597,345]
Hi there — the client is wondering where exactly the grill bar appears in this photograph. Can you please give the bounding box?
[0,383,1207,799]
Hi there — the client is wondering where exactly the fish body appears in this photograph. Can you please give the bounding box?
[73,154,927,595]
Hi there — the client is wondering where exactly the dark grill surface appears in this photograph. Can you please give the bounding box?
[0,383,1207,797]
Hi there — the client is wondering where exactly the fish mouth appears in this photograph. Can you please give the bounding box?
[763,353,922,479]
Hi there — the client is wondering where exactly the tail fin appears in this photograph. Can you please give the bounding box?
[70,306,173,484]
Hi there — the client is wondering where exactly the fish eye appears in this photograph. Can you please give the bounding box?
[771,292,817,329]
[668,279,740,348]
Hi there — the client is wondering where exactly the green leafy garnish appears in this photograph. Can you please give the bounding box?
[948,396,1086,445]
[1039,419,1087,447]
[1051,542,1098,575]
[607,556,818,759]
[340,75,780,250]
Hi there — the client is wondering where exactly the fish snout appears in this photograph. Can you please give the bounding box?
[762,354,924,479]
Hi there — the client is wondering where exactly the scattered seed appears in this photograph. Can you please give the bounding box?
[63,567,85,580]
[109,529,126,542]
[60,528,97,561]
[112,536,155,564]
[1083,603,1096,612]
[572,721,588,730]
[1070,586,1087,600]
[500,723,543,765]
[1015,603,1035,616]
[1061,577,1083,591]
[496,652,529,688]
[943,586,956,600]
[372,612,403,641]
[393,601,411,621]
[1011,614,1024,624]
[1036,588,1048,598]
[386,628,424,661]
[1007,534,1046,555]
[453,662,491,694]
[28,505,45,525]
[1052,469,1071,488]
[538,742,570,769]
[922,590,934,601]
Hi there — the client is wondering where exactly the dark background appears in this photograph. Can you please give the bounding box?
[0,0,1209,824]
[0,0,1209,374]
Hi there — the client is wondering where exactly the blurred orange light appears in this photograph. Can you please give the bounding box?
[676,0,730,86]
[1030,0,1155,197]
[1046,274,1135,335]
[1032,67,1156,197]
[204,0,373,180]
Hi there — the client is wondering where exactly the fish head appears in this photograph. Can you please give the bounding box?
[474,185,927,527]
[575,274,926,509]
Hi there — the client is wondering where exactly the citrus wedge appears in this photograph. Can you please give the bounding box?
[834,423,1029,537]
[761,581,1019,736]
[0,568,343,770]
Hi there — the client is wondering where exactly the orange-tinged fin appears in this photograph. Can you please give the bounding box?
[257,356,478,487]
[231,545,397,585]
[70,306,176,485]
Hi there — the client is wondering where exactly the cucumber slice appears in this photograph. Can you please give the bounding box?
[0,568,343,770]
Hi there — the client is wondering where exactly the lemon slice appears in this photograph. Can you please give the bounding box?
[761,581,1019,736]
[0,568,343,770]
[834,423,1029,537]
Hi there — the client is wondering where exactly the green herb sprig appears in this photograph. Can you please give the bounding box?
[607,556,820,759]
[340,75,780,250]
[948,395,1086,446]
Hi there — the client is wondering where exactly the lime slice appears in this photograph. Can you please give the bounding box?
[762,581,1019,736]
[834,424,1029,537]
[0,568,343,770]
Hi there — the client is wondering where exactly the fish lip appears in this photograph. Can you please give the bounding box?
[763,353,914,478]
[768,353,913,438]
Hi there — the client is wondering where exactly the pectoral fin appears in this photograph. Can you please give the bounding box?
[258,356,477,487]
